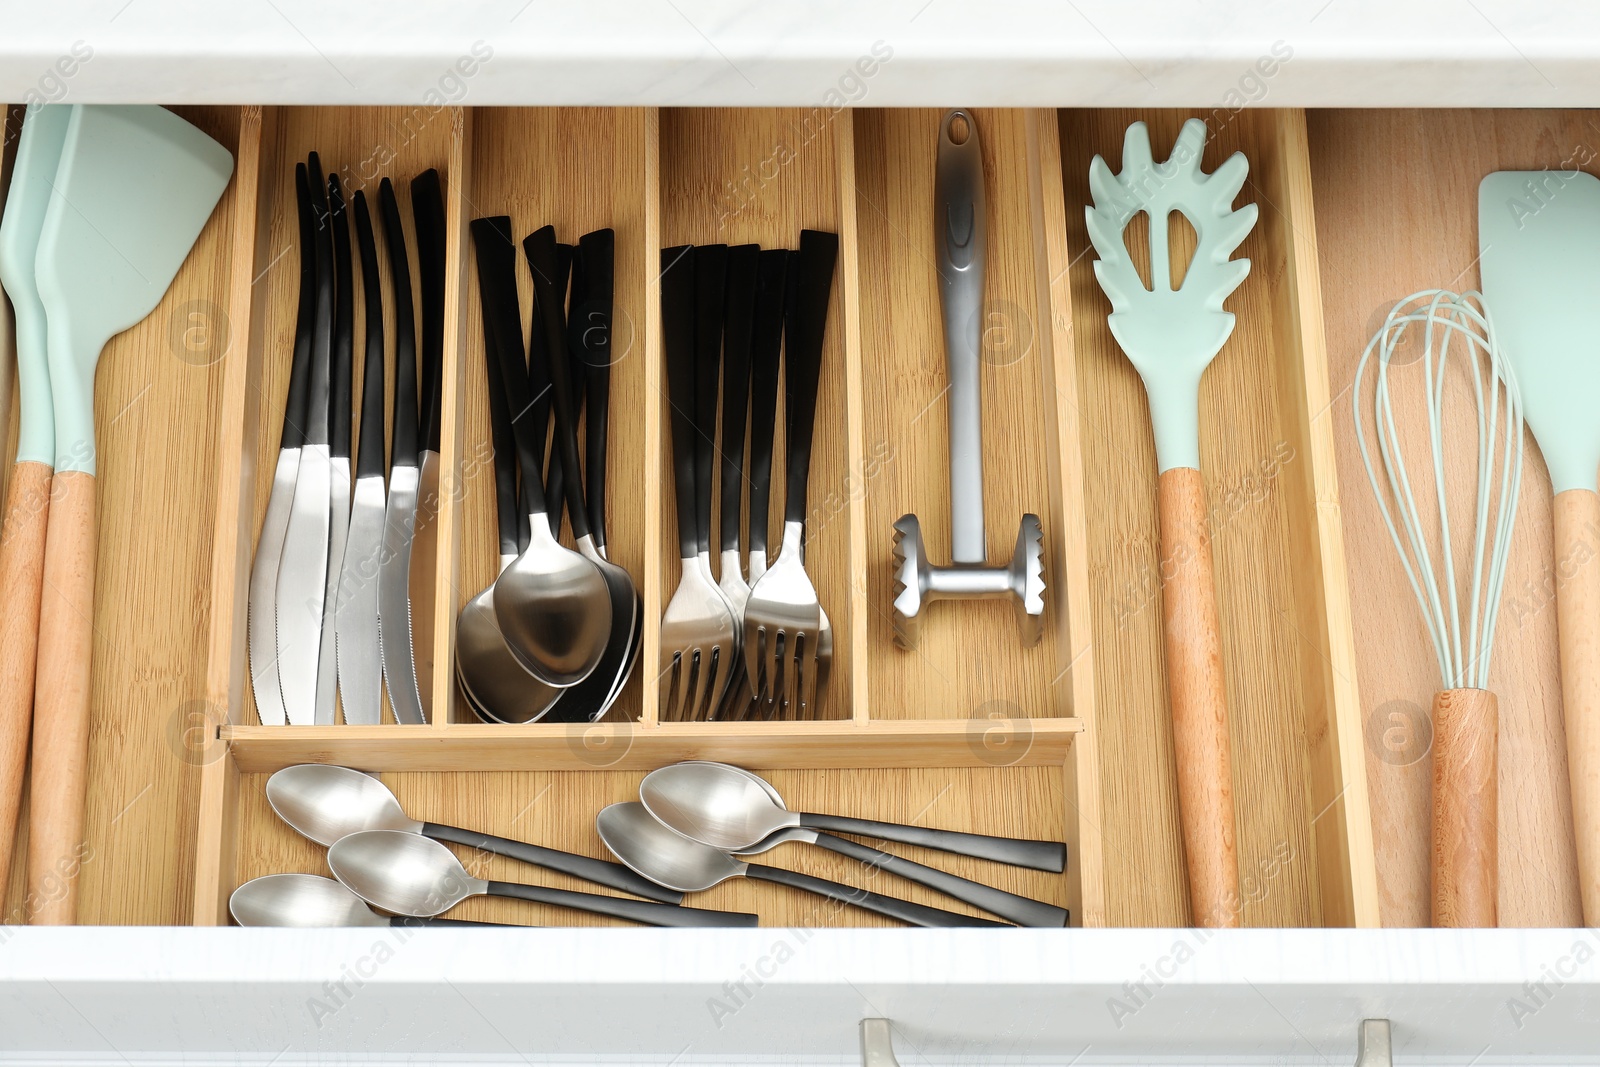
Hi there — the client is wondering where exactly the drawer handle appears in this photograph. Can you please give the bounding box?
[859,1017,1393,1065]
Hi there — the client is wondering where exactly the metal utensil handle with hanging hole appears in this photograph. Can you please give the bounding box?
[935,109,987,564]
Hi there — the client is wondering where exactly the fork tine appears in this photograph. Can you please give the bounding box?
[766,632,786,717]
[687,647,712,721]
[706,645,735,719]
[714,657,745,720]
[798,634,820,719]
[763,628,783,709]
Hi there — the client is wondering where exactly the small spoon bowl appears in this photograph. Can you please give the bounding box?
[329,829,481,917]
[266,764,422,845]
[640,761,794,850]
[494,520,612,686]
[229,873,389,927]
[596,802,744,893]
[456,567,563,723]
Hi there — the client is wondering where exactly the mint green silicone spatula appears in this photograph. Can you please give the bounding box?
[1479,170,1600,925]
[1086,118,1257,927]
[0,102,71,908]
[28,104,232,924]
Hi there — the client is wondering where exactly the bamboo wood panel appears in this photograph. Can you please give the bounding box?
[1307,108,1586,928]
[852,109,1062,722]
[655,108,855,720]
[1,105,244,925]
[220,717,1079,773]
[239,107,459,728]
[233,765,1068,928]
[1056,109,1328,927]
[451,107,650,726]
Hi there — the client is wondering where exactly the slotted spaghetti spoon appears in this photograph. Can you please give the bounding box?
[1479,170,1600,923]
[29,105,232,924]
[1085,118,1257,927]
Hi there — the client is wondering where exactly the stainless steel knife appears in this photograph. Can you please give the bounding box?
[314,174,354,726]
[376,176,426,725]
[247,162,316,727]
[273,153,335,727]
[334,189,387,726]
[408,169,446,721]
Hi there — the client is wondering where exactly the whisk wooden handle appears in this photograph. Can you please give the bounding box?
[1431,687,1497,927]
[1554,487,1600,924]
[1157,467,1240,927]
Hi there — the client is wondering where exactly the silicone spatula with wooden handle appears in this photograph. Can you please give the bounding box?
[28,105,232,924]
[1085,118,1257,927]
[0,102,71,896]
[1479,170,1600,924]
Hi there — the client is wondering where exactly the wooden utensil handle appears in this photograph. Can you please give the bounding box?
[1554,487,1600,923]
[27,470,97,925]
[1156,466,1240,927]
[0,461,53,896]
[1431,687,1497,927]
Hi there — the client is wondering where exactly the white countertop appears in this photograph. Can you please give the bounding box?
[3,0,1599,107]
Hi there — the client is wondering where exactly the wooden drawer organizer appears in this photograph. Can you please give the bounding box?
[1,104,1397,930]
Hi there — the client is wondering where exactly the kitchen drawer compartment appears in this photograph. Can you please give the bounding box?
[653,107,861,723]
[449,106,652,727]
[852,108,1069,724]
[234,105,463,728]
[1307,109,1592,929]
[1051,108,1371,927]
[187,104,1086,927]
[230,764,1070,928]
[0,104,251,925]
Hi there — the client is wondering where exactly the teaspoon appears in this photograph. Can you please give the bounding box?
[641,761,1068,872]
[230,873,505,928]
[471,215,611,686]
[266,763,679,903]
[329,829,756,927]
[596,803,1006,928]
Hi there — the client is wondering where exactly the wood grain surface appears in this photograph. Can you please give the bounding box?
[1307,108,1584,928]
[1058,108,1329,927]
[1431,687,1498,927]
[1156,466,1240,926]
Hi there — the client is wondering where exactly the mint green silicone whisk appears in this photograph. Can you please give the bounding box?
[1352,289,1521,927]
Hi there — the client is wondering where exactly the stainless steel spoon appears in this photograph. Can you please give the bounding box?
[328,829,755,927]
[596,803,1006,928]
[641,761,1068,872]
[266,764,679,903]
[527,228,641,723]
[471,215,611,687]
[229,873,504,928]
[456,242,563,723]
[734,825,1067,926]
